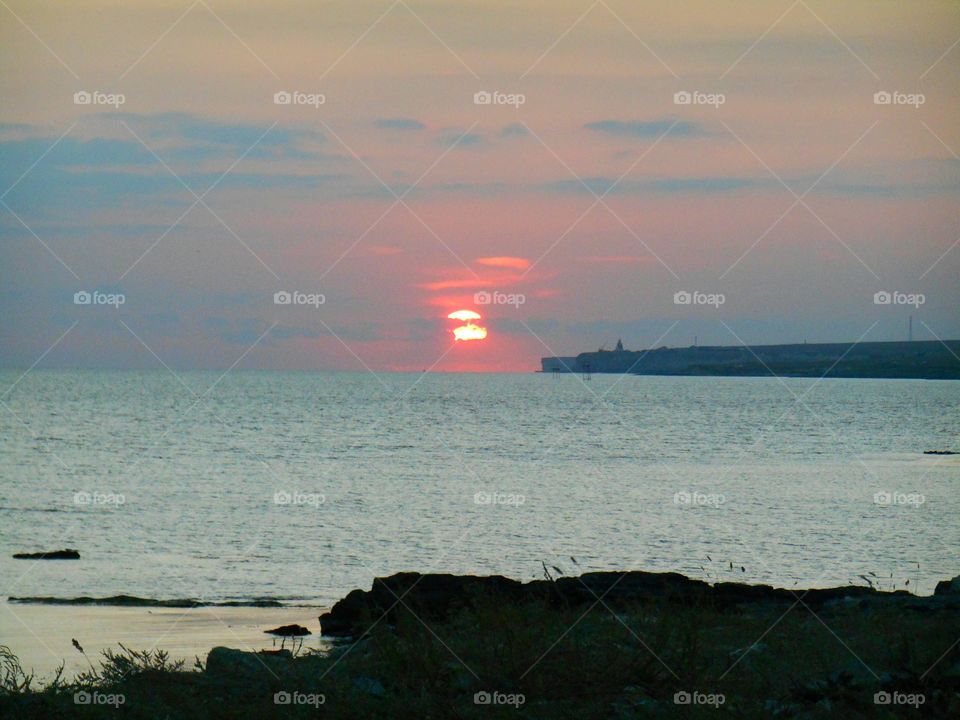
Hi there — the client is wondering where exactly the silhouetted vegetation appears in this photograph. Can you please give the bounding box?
[2,591,958,718]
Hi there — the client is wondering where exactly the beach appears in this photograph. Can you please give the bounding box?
[0,603,326,679]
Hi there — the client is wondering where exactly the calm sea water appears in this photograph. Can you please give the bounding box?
[1,370,958,607]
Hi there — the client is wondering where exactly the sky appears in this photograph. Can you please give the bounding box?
[1,0,958,372]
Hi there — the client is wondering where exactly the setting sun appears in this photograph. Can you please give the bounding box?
[447,310,488,342]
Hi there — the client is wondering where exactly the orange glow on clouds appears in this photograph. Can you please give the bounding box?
[475,256,531,270]
[447,310,488,342]
[452,323,488,342]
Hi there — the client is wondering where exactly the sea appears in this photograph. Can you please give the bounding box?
[1,370,958,608]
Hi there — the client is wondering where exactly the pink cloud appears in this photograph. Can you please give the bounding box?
[476,256,531,270]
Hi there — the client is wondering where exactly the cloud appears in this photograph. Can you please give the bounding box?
[584,119,704,138]
[501,123,528,138]
[0,117,353,214]
[419,278,495,290]
[0,136,154,168]
[476,256,531,270]
[540,176,755,195]
[122,112,322,148]
[376,118,426,131]
[437,129,483,147]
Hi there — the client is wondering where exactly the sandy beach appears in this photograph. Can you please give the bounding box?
[0,602,329,679]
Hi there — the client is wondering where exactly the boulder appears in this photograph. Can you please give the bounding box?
[934,575,960,596]
[264,624,310,637]
[319,573,525,637]
[205,647,292,678]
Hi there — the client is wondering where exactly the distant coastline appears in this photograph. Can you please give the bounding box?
[542,339,960,380]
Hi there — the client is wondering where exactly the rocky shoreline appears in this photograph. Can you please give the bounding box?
[3,570,959,718]
[318,570,960,637]
[7,595,285,608]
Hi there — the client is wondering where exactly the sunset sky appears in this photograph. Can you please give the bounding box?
[2,0,958,371]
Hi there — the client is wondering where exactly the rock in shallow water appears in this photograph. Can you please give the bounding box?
[12,549,80,560]
[264,624,311,637]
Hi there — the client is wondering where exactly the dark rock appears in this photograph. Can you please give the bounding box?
[935,575,960,596]
[13,549,80,560]
[320,573,526,637]
[264,624,311,637]
[205,647,292,679]
[924,450,958,455]
[319,570,952,638]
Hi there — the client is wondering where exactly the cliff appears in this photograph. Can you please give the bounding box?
[541,339,960,379]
